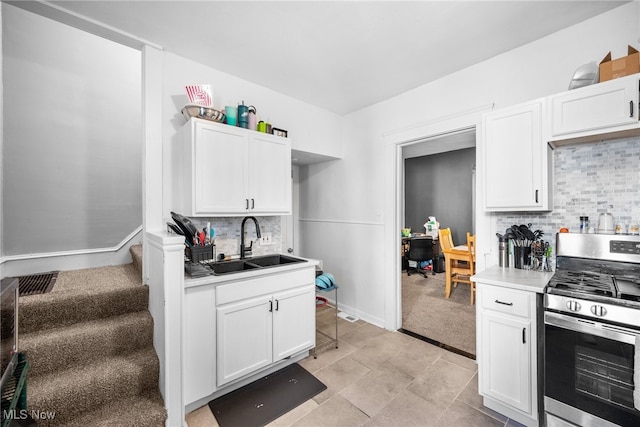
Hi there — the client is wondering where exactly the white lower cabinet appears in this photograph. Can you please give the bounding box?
[272,286,316,361]
[216,293,273,386]
[183,284,217,406]
[183,266,316,410]
[216,284,315,387]
[476,282,540,427]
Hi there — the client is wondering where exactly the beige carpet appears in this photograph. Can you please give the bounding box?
[18,245,167,427]
[401,271,476,356]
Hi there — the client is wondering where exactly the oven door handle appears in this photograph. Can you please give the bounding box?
[636,336,640,412]
[545,311,637,344]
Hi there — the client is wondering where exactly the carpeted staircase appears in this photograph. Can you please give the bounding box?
[19,245,167,426]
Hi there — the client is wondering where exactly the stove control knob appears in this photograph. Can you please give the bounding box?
[566,300,581,312]
[590,305,607,317]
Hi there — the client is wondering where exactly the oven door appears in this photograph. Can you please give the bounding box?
[545,311,640,427]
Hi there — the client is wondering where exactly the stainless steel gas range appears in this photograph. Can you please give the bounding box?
[544,233,640,427]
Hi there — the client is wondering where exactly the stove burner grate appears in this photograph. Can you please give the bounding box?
[548,270,616,298]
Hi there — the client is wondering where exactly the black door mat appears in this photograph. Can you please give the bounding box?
[208,363,326,427]
[16,271,58,296]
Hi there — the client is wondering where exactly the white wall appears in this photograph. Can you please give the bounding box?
[299,2,640,328]
[160,52,344,224]
[0,3,4,279]
[2,4,142,258]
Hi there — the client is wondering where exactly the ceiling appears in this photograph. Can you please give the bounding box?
[33,1,629,115]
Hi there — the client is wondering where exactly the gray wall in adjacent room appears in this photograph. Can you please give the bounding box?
[404,147,475,246]
[2,5,141,256]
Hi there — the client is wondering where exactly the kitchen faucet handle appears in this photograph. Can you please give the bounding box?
[243,240,254,257]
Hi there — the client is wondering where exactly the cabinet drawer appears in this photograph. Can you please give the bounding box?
[216,267,314,305]
[480,285,532,318]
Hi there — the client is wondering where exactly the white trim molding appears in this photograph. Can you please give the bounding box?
[5,0,162,51]
[0,226,143,276]
[299,218,384,227]
[382,104,494,331]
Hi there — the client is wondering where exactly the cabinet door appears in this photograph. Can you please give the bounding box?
[184,285,216,405]
[480,311,531,414]
[272,285,315,361]
[551,74,639,140]
[193,122,247,214]
[216,295,272,387]
[482,99,550,211]
[248,133,292,214]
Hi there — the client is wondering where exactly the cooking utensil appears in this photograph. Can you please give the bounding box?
[171,211,197,243]
[511,225,525,240]
[167,222,184,235]
[522,227,536,241]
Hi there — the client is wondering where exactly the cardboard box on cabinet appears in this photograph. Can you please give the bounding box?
[599,45,640,82]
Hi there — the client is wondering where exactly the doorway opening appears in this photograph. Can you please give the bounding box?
[399,128,477,358]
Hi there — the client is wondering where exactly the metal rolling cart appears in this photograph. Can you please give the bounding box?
[313,271,338,358]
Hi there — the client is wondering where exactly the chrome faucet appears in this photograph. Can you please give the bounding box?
[240,216,261,259]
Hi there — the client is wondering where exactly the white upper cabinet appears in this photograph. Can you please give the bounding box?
[248,132,292,214]
[176,118,292,216]
[482,98,552,212]
[550,73,640,145]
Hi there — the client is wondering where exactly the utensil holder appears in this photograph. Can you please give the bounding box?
[513,246,531,270]
[186,245,215,264]
[530,241,550,271]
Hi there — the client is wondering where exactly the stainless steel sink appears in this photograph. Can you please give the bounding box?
[207,254,306,275]
[246,254,307,267]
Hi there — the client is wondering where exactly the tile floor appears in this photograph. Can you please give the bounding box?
[186,311,525,427]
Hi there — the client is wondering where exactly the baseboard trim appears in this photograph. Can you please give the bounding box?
[398,328,476,360]
[0,227,143,276]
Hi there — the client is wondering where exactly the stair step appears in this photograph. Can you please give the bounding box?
[56,393,167,427]
[21,310,154,378]
[19,284,149,334]
[130,244,143,276]
[27,347,160,425]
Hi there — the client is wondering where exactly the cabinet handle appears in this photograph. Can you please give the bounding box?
[495,299,513,306]
[275,299,279,311]
[246,199,249,210]
[269,300,273,312]
[535,189,539,203]
[630,100,634,118]
[251,198,255,209]
[522,328,526,344]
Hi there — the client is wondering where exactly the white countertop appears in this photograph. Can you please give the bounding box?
[184,256,320,289]
[472,265,554,293]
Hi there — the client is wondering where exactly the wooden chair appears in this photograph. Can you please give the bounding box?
[440,228,477,304]
[438,228,467,269]
[465,233,477,304]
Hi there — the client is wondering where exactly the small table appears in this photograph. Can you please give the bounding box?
[314,270,338,358]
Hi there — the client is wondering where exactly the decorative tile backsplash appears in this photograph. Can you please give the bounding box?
[171,216,281,259]
[496,135,640,263]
